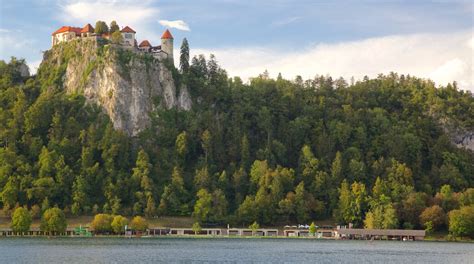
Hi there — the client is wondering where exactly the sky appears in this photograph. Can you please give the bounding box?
[0,0,473,91]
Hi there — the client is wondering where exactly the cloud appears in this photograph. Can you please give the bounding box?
[59,0,158,25]
[192,30,474,92]
[158,20,190,31]
[0,28,10,33]
[272,16,301,26]
[0,34,36,59]
[57,0,160,42]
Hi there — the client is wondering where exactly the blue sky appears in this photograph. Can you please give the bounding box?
[0,0,472,90]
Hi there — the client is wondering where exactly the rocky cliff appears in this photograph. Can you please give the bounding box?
[41,38,191,136]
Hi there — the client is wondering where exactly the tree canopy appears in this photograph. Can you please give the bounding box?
[0,52,473,231]
[11,207,32,233]
[40,207,67,234]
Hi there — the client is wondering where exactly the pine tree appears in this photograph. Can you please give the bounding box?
[193,188,212,223]
[132,149,154,215]
[201,130,212,164]
[240,135,250,169]
[336,180,351,224]
[179,38,190,73]
[72,176,87,215]
[109,21,120,33]
[94,21,109,34]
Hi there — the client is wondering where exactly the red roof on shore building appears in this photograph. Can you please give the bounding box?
[81,24,94,33]
[52,26,82,36]
[139,40,152,47]
[120,26,136,33]
[161,29,173,39]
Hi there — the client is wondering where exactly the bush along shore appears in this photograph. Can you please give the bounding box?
[2,210,473,242]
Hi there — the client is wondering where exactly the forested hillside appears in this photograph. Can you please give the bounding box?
[1,49,473,232]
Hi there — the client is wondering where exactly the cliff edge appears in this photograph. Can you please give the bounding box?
[40,38,191,136]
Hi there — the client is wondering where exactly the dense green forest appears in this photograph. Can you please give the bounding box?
[1,40,473,235]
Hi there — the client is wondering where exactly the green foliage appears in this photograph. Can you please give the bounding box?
[11,207,32,233]
[180,38,190,73]
[94,21,109,34]
[459,188,474,206]
[193,188,212,223]
[109,21,120,33]
[249,221,260,235]
[192,222,201,234]
[175,131,188,159]
[111,31,123,44]
[159,166,189,216]
[400,192,428,228]
[448,205,474,238]
[130,216,148,231]
[90,213,113,233]
[424,221,433,234]
[40,207,67,234]
[309,222,316,235]
[111,215,128,234]
[132,149,154,215]
[364,196,398,229]
[0,54,473,231]
[420,205,446,231]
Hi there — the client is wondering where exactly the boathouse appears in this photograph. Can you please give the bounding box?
[335,228,425,240]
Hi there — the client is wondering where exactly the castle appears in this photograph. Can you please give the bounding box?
[51,24,174,61]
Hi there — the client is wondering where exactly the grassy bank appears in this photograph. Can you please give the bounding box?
[0,215,195,228]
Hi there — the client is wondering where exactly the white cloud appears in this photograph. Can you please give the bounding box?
[192,30,474,92]
[0,35,35,58]
[58,0,161,43]
[272,17,301,26]
[158,20,190,31]
[0,28,10,33]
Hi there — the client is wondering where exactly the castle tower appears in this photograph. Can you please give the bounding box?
[161,29,174,62]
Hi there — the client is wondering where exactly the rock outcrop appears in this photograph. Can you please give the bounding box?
[42,38,191,136]
[447,128,474,151]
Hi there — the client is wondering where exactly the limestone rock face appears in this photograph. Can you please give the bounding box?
[45,39,192,136]
[18,63,30,78]
[440,117,474,151]
[450,130,474,151]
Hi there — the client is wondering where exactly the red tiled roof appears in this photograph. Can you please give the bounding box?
[52,26,82,36]
[120,26,136,33]
[161,29,173,39]
[81,24,94,33]
[139,40,152,47]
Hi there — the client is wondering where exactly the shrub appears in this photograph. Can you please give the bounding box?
[111,31,123,44]
[130,216,148,232]
[448,205,474,239]
[30,204,41,219]
[111,215,129,234]
[11,207,32,233]
[40,207,67,234]
[420,205,445,231]
[90,213,114,233]
[192,222,201,235]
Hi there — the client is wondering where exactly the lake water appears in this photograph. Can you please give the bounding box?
[0,237,473,263]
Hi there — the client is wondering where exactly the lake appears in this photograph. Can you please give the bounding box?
[0,237,472,263]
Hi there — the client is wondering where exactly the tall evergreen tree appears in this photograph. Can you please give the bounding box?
[109,21,120,33]
[179,38,190,73]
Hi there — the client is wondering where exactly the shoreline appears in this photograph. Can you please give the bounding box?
[1,234,472,243]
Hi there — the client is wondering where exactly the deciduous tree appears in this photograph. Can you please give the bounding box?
[11,207,32,233]
[40,207,67,234]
